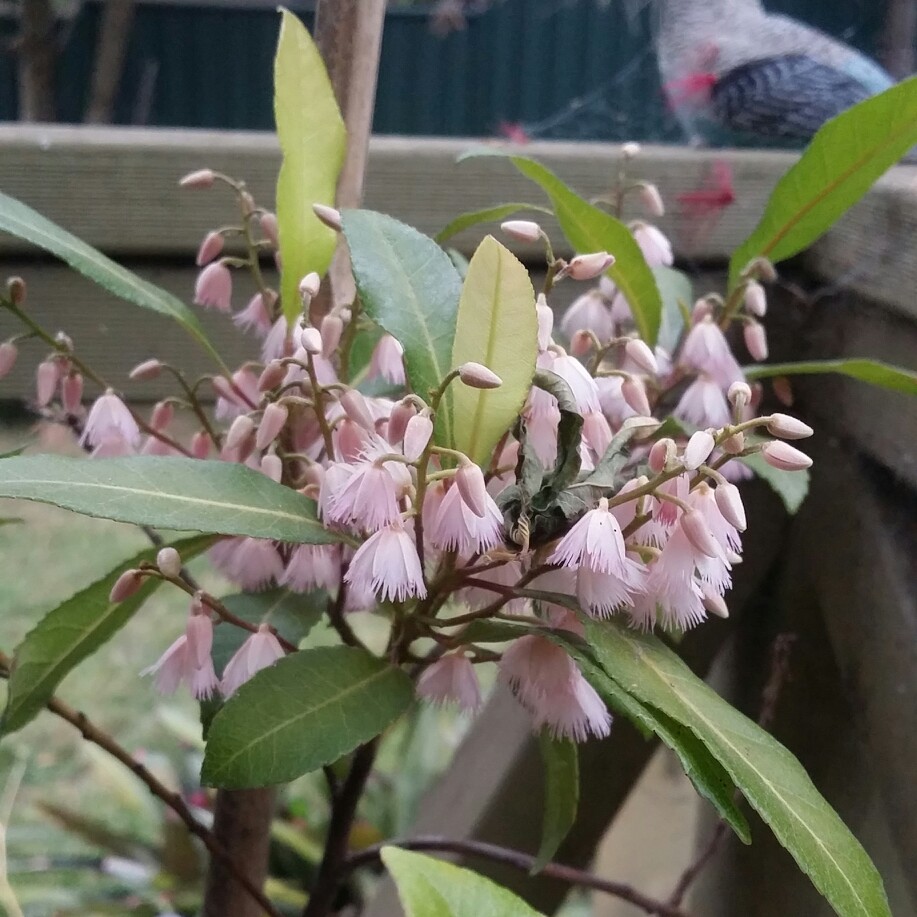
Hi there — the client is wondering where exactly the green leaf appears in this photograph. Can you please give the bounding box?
[740,450,809,514]
[462,151,662,345]
[201,646,413,788]
[586,620,891,917]
[451,236,538,464]
[382,846,547,917]
[533,733,579,873]
[652,265,692,355]
[274,8,346,322]
[730,77,917,287]
[1,535,214,735]
[342,209,462,445]
[435,203,553,244]
[0,191,224,368]
[0,455,342,544]
[744,358,917,397]
[531,370,582,499]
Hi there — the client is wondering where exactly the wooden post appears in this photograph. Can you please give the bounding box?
[85,0,137,124]
[880,0,916,80]
[16,0,57,122]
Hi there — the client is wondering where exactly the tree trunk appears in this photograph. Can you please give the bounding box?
[202,788,276,917]
[85,0,137,124]
[880,0,916,80]
[17,0,56,122]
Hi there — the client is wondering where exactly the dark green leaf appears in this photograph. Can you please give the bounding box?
[0,191,224,368]
[435,203,553,244]
[0,455,343,544]
[201,646,413,788]
[457,618,540,645]
[531,371,582,500]
[342,209,462,445]
[1,535,214,735]
[461,151,662,345]
[533,733,579,873]
[730,77,917,287]
[579,424,642,494]
[739,451,809,514]
[653,265,692,354]
[744,358,917,397]
[382,846,546,917]
[586,619,891,917]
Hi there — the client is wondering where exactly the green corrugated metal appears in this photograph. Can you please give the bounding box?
[0,0,895,139]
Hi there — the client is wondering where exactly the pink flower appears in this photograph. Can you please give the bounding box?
[429,481,503,554]
[454,461,488,518]
[194,262,232,311]
[552,355,601,414]
[417,653,482,711]
[256,402,288,450]
[500,636,610,741]
[0,342,18,379]
[632,222,673,267]
[220,624,285,697]
[142,601,218,699]
[596,376,637,427]
[560,291,614,343]
[196,231,224,267]
[35,360,60,406]
[641,524,708,630]
[280,544,341,593]
[403,413,433,461]
[234,292,275,338]
[674,376,731,429]
[80,389,140,451]
[680,317,743,389]
[344,522,426,602]
[370,334,406,385]
[525,409,560,468]
[214,369,259,421]
[325,460,401,531]
[209,537,284,591]
[582,411,612,457]
[262,314,293,363]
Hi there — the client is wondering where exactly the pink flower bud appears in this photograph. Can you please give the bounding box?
[299,272,322,301]
[680,509,720,558]
[258,361,286,392]
[772,376,794,407]
[691,298,714,323]
[621,376,651,416]
[684,430,715,471]
[721,431,745,454]
[744,321,768,362]
[570,330,592,357]
[0,342,18,379]
[61,372,83,414]
[194,262,232,312]
[320,314,344,358]
[35,360,59,406]
[748,256,778,283]
[638,182,665,217]
[260,212,279,246]
[341,389,375,430]
[500,220,542,243]
[455,460,488,518]
[387,400,415,445]
[226,415,256,452]
[191,431,212,459]
[625,338,658,374]
[196,231,224,267]
[403,413,433,461]
[299,326,322,354]
[727,381,752,408]
[261,453,283,482]
[648,437,674,473]
[715,482,747,531]
[150,401,173,431]
[6,277,26,305]
[178,168,215,189]
[702,586,730,619]
[536,295,554,352]
[761,441,812,471]
[458,362,502,390]
[313,203,342,231]
[109,569,142,603]
[744,281,767,317]
[129,359,163,381]
[157,547,182,578]
[566,251,615,281]
[765,413,813,440]
[256,402,288,450]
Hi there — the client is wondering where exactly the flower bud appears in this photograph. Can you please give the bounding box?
[715,482,746,531]
[61,372,83,414]
[721,431,745,454]
[727,381,752,408]
[683,430,715,471]
[178,168,215,189]
[0,342,18,379]
[458,362,502,389]
[765,413,813,440]
[256,402,289,450]
[620,415,661,437]
[570,330,592,357]
[340,389,375,431]
[387,400,416,445]
[648,437,674,473]
[195,231,224,267]
[762,441,812,471]
[638,182,665,217]
[625,338,658,374]
[535,294,554,352]
[129,359,163,381]
[191,431,212,459]
[258,360,287,392]
[744,321,768,361]
[150,401,174,431]
[299,326,322,355]
[691,298,714,323]
[772,376,794,407]
[702,586,730,619]
[566,251,616,281]
[621,376,651,416]
[403,413,434,461]
[35,360,59,406]
[320,313,344,358]
[748,256,778,283]
[6,277,26,305]
[313,203,342,231]
[109,569,142,603]
[500,220,542,243]
[455,460,488,518]
[744,280,767,317]
[621,141,642,159]
[261,453,283,483]
[260,212,279,246]
[680,509,720,558]
[299,271,322,302]
[225,414,256,452]
[156,547,182,578]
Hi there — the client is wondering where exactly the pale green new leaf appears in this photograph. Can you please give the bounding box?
[451,236,537,464]
[435,203,553,244]
[744,358,917,397]
[342,209,462,445]
[382,846,546,917]
[461,151,662,345]
[533,732,579,873]
[1,535,214,735]
[587,620,891,917]
[0,191,223,368]
[202,646,413,788]
[0,455,341,544]
[653,265,692,354]
[730,77,917,287]
[274,8,346,321]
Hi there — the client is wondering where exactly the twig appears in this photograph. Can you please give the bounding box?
[0,653,282,917]
[344,836,692,917]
